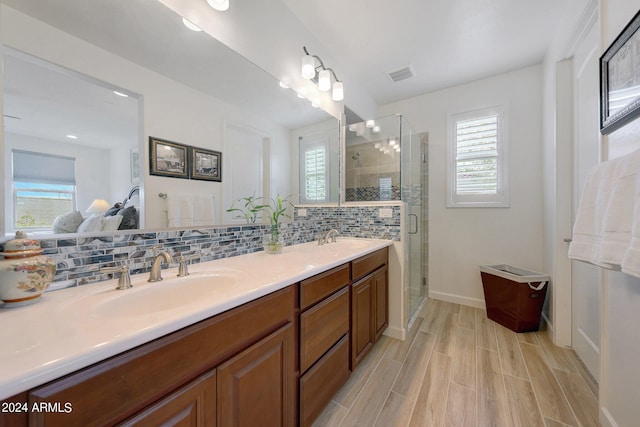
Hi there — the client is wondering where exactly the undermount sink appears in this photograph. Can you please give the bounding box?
[66,268,242,318]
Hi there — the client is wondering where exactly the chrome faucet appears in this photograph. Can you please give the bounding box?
[148,250,173,282]
[324,229,339,244]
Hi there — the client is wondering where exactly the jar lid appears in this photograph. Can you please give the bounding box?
[1,231,43,259]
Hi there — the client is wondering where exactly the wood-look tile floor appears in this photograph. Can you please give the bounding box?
[313,299,600,427]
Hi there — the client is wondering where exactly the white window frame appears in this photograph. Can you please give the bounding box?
[446,105,510,208]
[299,136,330,203]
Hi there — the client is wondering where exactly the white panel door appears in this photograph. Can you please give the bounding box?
[223,125,266,224]
[571,21,601,381]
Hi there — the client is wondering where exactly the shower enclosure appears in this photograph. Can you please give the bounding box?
[345,114,427,322]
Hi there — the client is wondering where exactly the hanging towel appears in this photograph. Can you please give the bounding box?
[568,159,619,268]
[598,150,640,266]
[166,193,194,227]
[193,194,215,226]
[621,169,640,277]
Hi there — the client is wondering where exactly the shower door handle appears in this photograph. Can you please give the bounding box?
[408,214,418,234]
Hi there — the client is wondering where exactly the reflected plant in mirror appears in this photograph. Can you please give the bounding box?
[226,195,268,224]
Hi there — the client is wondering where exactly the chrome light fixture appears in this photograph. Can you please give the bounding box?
[301,46,344,101]
[207,0,229,12]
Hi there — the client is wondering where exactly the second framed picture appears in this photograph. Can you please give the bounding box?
[190,146,222,182]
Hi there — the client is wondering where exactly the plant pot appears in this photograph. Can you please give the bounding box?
[263,235,284,254]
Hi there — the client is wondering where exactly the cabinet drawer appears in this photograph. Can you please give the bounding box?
[300,286,349,373]
[300,263,350,310]
[299,334,350,427]
[352,247,388,281]
[28,286,294,427]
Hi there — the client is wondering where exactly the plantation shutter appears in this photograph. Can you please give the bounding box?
[455,114,498,195]
[303,143,327,202]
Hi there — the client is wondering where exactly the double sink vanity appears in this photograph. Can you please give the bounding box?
[0,238,391,426]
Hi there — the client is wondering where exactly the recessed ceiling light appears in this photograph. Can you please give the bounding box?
[113,90,129,97]
[279,81,289,89]
[66,134,78,139]
[182,17,202,32]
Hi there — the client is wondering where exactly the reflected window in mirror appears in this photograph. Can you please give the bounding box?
[11,150,76,231]
[300,136,330,203]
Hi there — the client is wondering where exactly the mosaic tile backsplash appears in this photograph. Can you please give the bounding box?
[1,205,401,291]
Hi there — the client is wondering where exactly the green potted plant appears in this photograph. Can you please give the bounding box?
[262,194,292,254]
[226,194,292,254]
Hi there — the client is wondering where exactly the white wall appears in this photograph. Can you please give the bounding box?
[599,2,640,426]
[380,65,544,307]
[1,5,292,230]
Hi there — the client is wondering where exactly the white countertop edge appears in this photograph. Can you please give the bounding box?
[0,238,392,400]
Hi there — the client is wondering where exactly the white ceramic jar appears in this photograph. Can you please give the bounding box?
[0,231,56,307]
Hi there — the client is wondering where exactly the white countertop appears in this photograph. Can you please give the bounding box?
[0,238,391,400]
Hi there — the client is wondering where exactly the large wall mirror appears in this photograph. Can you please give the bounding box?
[0,0,340,236]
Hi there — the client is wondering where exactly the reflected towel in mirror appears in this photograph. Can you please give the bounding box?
[166,193,194,227]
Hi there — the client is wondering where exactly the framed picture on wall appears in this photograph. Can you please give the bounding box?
[149,137,189,179]
[600,9,640,134]
[190,146,222,182]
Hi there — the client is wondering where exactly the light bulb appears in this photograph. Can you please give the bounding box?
[301,55,315,79]
[318,70,331,91]
[207,0,229,11]
[366,120,375,128]
[372,125,381,133]
[332,81,344,101]
[182,18,202,31]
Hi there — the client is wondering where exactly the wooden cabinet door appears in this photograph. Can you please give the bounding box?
[351,275,374,369]
[374,266,389,340]
[217,323,295,427]
[119,370,216,427]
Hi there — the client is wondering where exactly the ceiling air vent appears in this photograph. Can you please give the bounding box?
[386,65,415,83]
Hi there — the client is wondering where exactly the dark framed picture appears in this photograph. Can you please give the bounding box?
[190,146,222,182]
[149,137,189,179]
[600,9,640,134]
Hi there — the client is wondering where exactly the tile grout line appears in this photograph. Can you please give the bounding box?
[514,334,548,425]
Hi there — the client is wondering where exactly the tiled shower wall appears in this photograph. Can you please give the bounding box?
[1,205,401,291]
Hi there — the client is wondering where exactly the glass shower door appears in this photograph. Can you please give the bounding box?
[401,117,425,319]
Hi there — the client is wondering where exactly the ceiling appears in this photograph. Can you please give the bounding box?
[282,0,576,105]
[2,0,584,147]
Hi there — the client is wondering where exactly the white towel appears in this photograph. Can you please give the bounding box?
[568,159,618,268]
[166,193,194,227]
[193,194,215,226]
[598,150,640,266]
[622,170,640,277]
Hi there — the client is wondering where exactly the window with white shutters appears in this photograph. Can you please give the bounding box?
[300,137,329,203]
[447,106,509,207]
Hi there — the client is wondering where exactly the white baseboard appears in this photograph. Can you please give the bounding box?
[600,407,618,427]
[383,325,405,341]
[428,290,485,308]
